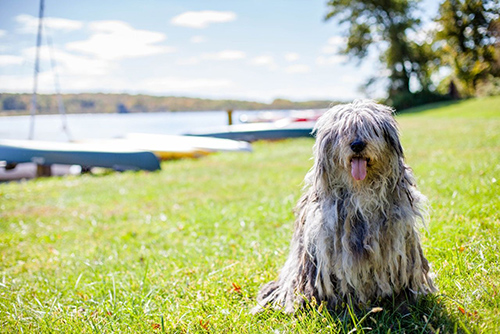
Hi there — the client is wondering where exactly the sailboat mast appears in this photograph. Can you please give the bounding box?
[47,32,71,140]
[28,0,44,140]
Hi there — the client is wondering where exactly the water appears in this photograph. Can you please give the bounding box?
[0,110,291,141]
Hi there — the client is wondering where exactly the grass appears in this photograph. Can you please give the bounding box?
[1,95,499,333]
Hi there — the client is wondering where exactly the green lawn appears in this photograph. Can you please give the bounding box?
[1,96,499,333]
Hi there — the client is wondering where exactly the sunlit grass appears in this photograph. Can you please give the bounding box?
[0,96,499,332]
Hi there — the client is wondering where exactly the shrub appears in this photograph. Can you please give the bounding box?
[476,76,500,97]
[388,90,452,111]
[2,95,27,111]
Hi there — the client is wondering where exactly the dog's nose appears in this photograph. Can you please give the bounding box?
[350,140,366,153]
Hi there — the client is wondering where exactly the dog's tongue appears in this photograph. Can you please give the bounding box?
[351,158,367,181]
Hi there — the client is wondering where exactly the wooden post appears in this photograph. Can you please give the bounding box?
[36,164,52,177]
[227,109,233,125]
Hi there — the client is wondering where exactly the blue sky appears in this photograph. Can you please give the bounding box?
[0,0,439,102]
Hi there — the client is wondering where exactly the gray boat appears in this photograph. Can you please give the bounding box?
[186,120,316,142]
[0,139,161,172]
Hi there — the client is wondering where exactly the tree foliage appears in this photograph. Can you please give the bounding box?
[435,0,500,96]
[325,0,436,98]
[324,0,500,107]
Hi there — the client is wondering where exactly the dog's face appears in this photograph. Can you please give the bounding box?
[312,100,404,188]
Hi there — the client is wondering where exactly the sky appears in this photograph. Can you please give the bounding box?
[0,0,440,103]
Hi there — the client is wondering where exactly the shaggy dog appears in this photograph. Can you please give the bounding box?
[253,100,436,314]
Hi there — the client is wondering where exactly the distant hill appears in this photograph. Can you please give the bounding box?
[0,93,337,115]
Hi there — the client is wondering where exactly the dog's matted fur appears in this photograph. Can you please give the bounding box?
[253,100,436,314]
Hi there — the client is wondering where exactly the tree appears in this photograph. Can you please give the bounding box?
[2,95,27,111]
[325,0,438,100]
[435,0,500,96]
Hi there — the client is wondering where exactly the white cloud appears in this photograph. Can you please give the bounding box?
[0,74,34,91]
[284,64,310,74]
[22,46,114,76]
[249,55,276,69]
[327,36,347,46]
[316,55,348,66]
[0,30,6,37]
[190,35,206,43]
[340,74,362,84]
[170,11,236,29]
[66,20,175,60]
[321,45,337,54]
[176,56,200,66]
[0,55,24,66]
[321,36,347,54]
[139,77,233,93]
[233,84,360,102]
[0,71,68,92]
[175,50,246,65]
[0,72,233,95]
[284,52,300,62]
[202,50,245,60]
[15,14,83,34]
[0,72,132,93]
[0,44,120,92]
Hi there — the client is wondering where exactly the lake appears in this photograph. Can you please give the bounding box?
[0,110,292,141]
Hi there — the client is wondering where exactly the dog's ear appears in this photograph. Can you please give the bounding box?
[399,163,418,208]
[311,130,337,194]
[382,120,404,158]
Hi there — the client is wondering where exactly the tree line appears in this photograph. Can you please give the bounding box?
[325,0,500,110]
[0,93,334,115]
